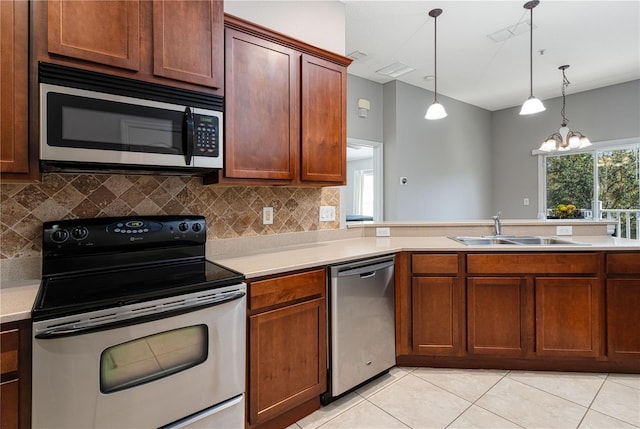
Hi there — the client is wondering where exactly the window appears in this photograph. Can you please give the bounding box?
[353,169,374,217]
[539,139,640,239]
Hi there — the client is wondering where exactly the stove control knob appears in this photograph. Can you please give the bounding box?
[71,226,89,240]
[178,222,189,232]
[51,229,69,243]
[192,222,203,233]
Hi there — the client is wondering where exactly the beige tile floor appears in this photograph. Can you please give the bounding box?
[290,367,640,429]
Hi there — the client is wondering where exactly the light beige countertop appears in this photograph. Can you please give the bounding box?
[1,280,40,324]
[216,235,640,279]
[3,234,640,322]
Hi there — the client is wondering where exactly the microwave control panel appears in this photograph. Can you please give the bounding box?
[194,114,219,157]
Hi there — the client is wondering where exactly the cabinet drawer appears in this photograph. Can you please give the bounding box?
[467,253,599,274]
[250,269,325,310]
[412,254,458,275]
[0,330,19,375]
[607,253,640,275]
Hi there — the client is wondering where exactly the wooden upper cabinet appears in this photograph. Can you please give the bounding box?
[47,0,141,71]
[215,15,351,186]
[1,0,31,178]
[40,0,223,92]
[300,54,346,184]
[224,28,297,180]
[152,0,223,88]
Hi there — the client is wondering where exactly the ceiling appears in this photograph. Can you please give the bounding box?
[344,1,640,111]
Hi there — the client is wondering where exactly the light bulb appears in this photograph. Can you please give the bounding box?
[538,138,557,152]
[579,136,592,148]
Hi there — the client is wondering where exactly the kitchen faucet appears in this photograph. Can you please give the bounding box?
[492,211,502,236]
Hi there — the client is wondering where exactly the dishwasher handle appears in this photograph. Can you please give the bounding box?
[334,258,395,278]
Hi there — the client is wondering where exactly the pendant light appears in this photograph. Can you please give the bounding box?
[519,0,545,115]
[538,65,591,152]
[425,8,447,120]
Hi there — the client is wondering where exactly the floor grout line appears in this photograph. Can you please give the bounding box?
[297,368,639,429]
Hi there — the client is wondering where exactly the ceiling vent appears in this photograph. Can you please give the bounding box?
[347,50,368,60]
[376,62,415,78]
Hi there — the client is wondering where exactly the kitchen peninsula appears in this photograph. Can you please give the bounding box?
[2,218,639,429]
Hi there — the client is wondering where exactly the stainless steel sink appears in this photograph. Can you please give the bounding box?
[450,237,517,245]
[450,236,589,246]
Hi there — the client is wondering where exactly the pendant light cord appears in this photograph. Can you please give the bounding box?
[433,14,438,102]
[529,6,533,97]
[561,67,570,125]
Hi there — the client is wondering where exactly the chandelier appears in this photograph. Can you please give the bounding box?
[538,65,591,152]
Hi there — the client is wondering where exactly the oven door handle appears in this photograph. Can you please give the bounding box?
[34,290,245,339]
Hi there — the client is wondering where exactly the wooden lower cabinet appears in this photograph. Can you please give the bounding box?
[535,277,601,357]
[0,320,31,429]
[412,277,462,355]
[607,279,640,360]
[606,252,640,361]
[409,253,463,356]
[1,379,19,429]
[247,268,327,428]
[467,277,529,357]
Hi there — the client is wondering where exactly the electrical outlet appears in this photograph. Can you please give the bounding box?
[319,206,336,222]
[556,225,573,236]
[376,227,390,237]
[262,207,273,225]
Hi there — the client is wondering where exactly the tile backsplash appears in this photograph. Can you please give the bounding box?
[0,173,340,260]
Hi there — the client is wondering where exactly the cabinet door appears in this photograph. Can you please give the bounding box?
[300,54,347,184]
[535,277,600,357]
[412,277,462,355]
[1,379,19,429]
[0,0,29,175]
[152,0,223,88]
[47,0,140,70]
[224,28,297,181]
[248,298,326,425]
[607,279,640,360]
[467,277,527,356]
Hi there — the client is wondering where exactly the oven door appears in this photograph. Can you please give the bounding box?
[32,284,246,429]
[40,83,222,170]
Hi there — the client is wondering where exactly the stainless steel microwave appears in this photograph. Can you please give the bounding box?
[40,82,223,174]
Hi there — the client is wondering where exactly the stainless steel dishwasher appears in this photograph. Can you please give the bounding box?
[323,255,396,404]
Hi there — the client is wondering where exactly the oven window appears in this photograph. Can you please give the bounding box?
[100,325,208,394]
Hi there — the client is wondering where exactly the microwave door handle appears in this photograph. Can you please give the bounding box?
[182,107,195,165]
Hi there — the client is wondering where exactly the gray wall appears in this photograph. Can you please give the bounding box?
[383,81,494,221]
[347,75,384,142]
[346,75,640,221]
[492,80,640,218]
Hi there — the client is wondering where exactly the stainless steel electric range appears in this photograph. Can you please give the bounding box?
[31,215,246,429]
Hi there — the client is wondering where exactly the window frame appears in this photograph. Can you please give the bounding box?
[536,137,640,218]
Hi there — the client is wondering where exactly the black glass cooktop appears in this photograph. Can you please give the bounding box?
[33,259,244,321]
[34,215,245,321]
